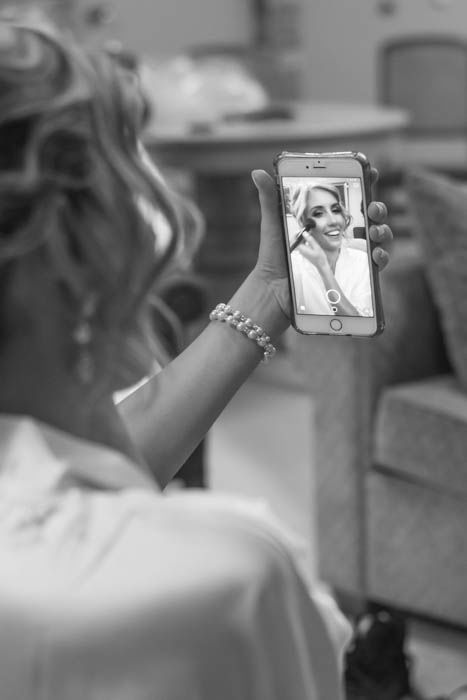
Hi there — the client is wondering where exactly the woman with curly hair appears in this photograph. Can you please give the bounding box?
[290,183,374,316]
[0,18,392,700]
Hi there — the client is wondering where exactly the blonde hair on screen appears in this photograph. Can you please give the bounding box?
[290,183,352,233]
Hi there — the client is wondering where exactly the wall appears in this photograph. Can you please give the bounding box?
[94,0,252,58]
[79,0,467,103]
[302,0,467,103]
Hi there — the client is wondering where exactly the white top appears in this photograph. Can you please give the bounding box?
[291,242,374,316]
[0,416,350,700]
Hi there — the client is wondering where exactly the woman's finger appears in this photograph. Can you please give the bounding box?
[302,231,317,248]
[369,223,393,245]
[367,200,388,223]
[372,247,389,271]
[370,167,379,186]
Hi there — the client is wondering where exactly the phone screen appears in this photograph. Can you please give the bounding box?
[281,175,374,319]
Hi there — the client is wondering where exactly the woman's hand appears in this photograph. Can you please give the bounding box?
[251,167,393,320]
[297,231,330,271]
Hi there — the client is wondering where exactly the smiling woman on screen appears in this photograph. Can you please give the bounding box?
[290,183,374,317]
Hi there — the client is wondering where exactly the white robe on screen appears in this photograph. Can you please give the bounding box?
[292,241,374,316]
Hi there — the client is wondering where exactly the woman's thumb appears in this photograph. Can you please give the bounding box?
[251,168,273,199]
[251,169,281,236]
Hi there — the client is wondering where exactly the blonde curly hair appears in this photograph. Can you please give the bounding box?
[0,20,199,389]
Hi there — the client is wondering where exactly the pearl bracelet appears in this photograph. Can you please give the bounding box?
[209,303,277,363]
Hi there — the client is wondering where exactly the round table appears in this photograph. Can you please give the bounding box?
[144,101,408,307]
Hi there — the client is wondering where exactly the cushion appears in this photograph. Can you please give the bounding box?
[374,375,467,495]
[367,470,467,626]
[405,169,467,391]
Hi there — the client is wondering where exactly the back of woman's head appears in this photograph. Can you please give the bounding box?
[0,19,195,389]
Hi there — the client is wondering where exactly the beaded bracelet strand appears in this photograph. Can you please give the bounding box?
[209,303,277,363]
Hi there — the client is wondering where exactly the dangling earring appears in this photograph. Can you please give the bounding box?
[72,294,97,385]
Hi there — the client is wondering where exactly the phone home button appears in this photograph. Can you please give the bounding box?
[330,319,343,332]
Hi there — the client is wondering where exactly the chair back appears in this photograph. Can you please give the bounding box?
[380,35,467,137]
[376,35,467,233]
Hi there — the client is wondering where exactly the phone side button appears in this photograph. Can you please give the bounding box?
[330,319,343,331]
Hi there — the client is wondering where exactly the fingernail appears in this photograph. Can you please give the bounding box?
[376,202,386,215]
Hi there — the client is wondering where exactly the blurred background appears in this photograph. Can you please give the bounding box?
[12,0,464,101]
[10,0,466,239]
[6,0,464,101]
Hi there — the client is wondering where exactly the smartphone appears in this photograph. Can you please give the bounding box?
[274,151,384,337]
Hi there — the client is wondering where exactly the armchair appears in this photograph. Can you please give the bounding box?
[291,237,467,625]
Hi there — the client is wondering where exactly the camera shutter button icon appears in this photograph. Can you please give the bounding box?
[326,289,341,305]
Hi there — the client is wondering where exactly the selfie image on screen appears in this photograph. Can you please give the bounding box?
[282,176,374,317]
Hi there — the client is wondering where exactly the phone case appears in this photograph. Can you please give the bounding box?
[273,151,385,337]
